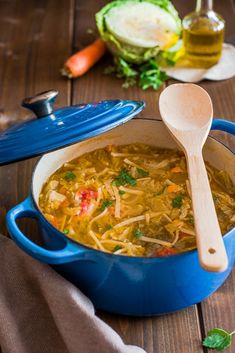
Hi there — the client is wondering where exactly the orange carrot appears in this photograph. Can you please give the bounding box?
[178,231,188,239]
[52,216,59,229]
[61,38,107,79]
[59,186,67,194]
[61,198,70,207]
[105,144,113,153]
[46,215,59,229]
[171,166,183,173]
[167,184,181,193]
[154,247,178,257]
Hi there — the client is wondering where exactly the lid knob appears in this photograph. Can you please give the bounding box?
[22,90,58,118]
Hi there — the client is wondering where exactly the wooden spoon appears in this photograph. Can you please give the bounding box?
[159,83,228,272]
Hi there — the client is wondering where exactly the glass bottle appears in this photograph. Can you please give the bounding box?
[182,0,225,68]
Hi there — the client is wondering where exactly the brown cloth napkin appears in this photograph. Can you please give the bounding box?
[0,235,146,353]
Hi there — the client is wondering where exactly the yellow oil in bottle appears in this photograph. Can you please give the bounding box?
[182,1,225,68]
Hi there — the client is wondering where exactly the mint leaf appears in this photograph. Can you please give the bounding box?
[106,57,167,91]
[203,328,233,351]
[153,188,165,196]
[100,199,113,212]
[115,57,137,78]
[113,245,122,252]
[115,57,137,88]
[118,190,126,195]
[188,215,194,225]
[139,59,168,90]
[64,171,76,181]
[172,195,183,208]
[212,192,218,203]
[105,224,113,230]
[113,169,136,187]
[134,229,144,238]
[103,65,116,75]
[166,58,175,66]
[137,168,149,177]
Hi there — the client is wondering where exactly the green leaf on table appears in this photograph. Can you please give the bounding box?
[115,57,138,88]
[203,328,233,351]
[139,59,168,90]
[104,57,168,90]
[115,57,137,78]
[103,65,116,75]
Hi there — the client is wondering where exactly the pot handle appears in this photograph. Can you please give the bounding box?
[6,197,86,265]
[212,119,235,135]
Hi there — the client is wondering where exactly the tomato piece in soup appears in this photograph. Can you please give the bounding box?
[75,188,98,215]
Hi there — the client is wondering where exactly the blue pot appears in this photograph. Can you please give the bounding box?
[6,119,235,316]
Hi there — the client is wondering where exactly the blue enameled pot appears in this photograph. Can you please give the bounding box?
[6,119,235,316]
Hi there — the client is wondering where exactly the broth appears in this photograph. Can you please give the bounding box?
[39,143,235,257]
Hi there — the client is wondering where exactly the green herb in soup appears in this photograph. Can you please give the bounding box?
[39,143,235,257]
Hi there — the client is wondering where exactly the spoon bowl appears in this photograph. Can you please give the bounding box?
[159,84,213,150]
[160,83,212,126]
[159,83,228,272]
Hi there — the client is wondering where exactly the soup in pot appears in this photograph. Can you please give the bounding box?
[39,143,235,257]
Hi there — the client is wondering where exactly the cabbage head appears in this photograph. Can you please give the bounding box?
[96,0,181,64]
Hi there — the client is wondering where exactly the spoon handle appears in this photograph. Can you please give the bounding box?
[186,152,228,272]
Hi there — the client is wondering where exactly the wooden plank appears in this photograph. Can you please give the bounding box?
[199,78,235,151]
[0,3,73,352]
[0,1,234,353]
[200,270,235,353]
[0,0,73,236]
[99,307,204,353]
[0,0,72,127]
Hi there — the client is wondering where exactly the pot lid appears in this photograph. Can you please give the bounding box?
[0,90,145,166]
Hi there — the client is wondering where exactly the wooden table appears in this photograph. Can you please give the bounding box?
[0,1,234,352]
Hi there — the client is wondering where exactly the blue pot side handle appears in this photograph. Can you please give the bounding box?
[212,119,235,135]
[6,197,86,264]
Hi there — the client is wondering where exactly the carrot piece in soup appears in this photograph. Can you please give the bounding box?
[154,247,178,257]
[178,231,189,239]
[105,144,113,153]
[167,184,181,193]
[171,166,183,173]
[45,214,59,229]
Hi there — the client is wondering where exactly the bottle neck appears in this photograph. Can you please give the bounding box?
[196,0,213,12]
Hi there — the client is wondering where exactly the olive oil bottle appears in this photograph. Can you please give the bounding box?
[182,0,225,68]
